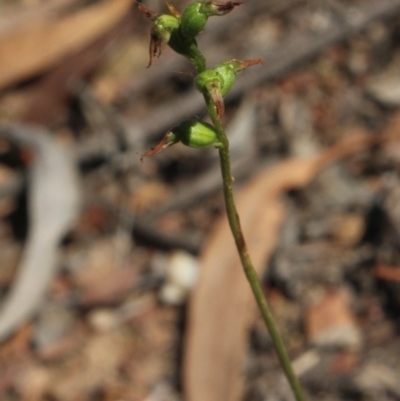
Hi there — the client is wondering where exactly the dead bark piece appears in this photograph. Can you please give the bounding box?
[0,124,81,341]
[183,133,381,401]
[0,0,133,90]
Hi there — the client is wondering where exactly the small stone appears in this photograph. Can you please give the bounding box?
[159,251,199,305]
[87,308,120,332]
[167,251,199,289]
[330,213,365,247]
[159,283,187,306]
[367,75,400,106]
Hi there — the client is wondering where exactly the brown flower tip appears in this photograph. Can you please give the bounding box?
[140,132,176,160]
[212,1,243,14]
[138,3,157,20]
[147,32,162,68]
[166,2,181,18]
[231,58,265,72]
[242,58,265,67]
[209,83,225,119]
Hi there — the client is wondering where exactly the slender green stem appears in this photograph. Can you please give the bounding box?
[204,93,307,401]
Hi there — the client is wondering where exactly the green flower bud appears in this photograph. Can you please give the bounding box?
[180,1,243,39]
[215,58,265,94]
[138,3,205,71]
[140,120,221,159]
[153,14,180,43]
[150,15,180,67]
[180,2,207,39]
[139,4,180,68]
[172,120,221,148]
[194,58,264,117]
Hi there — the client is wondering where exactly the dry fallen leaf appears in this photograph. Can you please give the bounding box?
[183,132,387,401]
[305,287,362,349]
[0,0,80,35]
[0,0,133,90]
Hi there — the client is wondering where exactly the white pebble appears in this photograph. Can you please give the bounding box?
[159,283,187,306]
[159,251,199,305]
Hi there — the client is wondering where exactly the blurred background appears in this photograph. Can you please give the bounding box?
[1,0,400,400]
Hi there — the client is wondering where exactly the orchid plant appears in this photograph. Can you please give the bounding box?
[139,2,307,401]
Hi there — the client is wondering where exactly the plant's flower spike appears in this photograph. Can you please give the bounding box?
[166,2,180,18]
[180,1,242,39]
[173,120,221,148]
[140,132,178,159]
